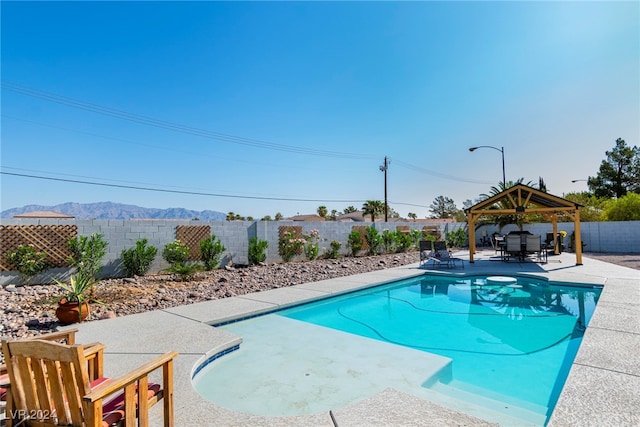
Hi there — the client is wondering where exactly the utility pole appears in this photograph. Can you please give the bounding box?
[379,156,389,222]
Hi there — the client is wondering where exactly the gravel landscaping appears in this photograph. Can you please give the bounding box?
[1,251,637,343]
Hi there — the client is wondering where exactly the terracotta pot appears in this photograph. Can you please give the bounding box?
[56,300,90,325]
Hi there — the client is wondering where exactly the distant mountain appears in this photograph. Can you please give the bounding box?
[0,202,227,221]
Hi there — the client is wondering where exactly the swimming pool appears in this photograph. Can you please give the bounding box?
[192,273,601,425]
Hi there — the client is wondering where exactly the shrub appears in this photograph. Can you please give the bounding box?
[394,230,413,253]
[121,238,157,277]
[364,226,383,255]
[303,229,320,260]
[347,230,363,257]
[409,229,423,250]
[200,234,226,270]
[7,245,49,284]
[445,228,468,248]
[278,230,305,262]
[68,233,108,279]
[162,240,190,265]
[326,240,341,259]
[382,230,396,254]
[248,237,268,265]
[163,262,202,282]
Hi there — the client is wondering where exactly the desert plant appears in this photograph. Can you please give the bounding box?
[445,228,468,249]
[248,237,268,265]
[68,233,108,279]
[326,240,342,259]
[278,230,305,262]
[394,230,413,253]
[162,240,190,265]
[163,262,202,281]
[54,272,96,304]
[381,230,396,253]
[409,229,423,249]
[121,238,157,277]
[200,234,226,270]
[364,226,383,255]
[303,229,321,260]
[7,245,49,284]
[347,230,363,257]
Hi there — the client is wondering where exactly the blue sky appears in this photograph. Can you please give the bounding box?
[1,1,638,218]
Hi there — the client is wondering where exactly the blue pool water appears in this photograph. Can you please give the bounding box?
[193,274,601,425]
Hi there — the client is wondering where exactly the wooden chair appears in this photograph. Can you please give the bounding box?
[1,329,85,427]
[2,338,178,427]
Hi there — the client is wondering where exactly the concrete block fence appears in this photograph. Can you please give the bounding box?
[1,218,638,286]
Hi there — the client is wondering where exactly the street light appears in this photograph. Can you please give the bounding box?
[571,179,588,183]
[469,145,506,185]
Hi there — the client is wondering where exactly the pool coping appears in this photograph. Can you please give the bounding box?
[66,250,640,426]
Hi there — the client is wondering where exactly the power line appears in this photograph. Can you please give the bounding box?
[0,171,369,203]
[1,80,377,160]
[0,170,430,208]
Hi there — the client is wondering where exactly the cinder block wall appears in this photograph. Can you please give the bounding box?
[1,218,638,286]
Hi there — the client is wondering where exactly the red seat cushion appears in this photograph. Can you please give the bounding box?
[90,378,161,427]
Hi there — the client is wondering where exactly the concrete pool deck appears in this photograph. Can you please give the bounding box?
[66,249,639,426]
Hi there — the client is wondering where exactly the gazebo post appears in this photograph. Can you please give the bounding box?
[574,209,583,265]
[468,214,476,263]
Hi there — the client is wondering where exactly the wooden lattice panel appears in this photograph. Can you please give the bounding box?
[351,226,370,252]
[0,225,77,271]
[278,226,302,241]
[176,225,211,261]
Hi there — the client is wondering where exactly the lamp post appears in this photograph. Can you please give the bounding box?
[571,179,587,183]
[469,145,505,185]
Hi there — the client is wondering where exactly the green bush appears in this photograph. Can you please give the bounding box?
[162,240,190,265]
[445,228,468,248]
[68,233,108,279]
[394,230,413,253]
[326,240,341,259]
[248,237,268,265]
[200,234,226,270]
[7,245,49,284]
[121,238,157,277]
[279,230,305,262]
[382,230,396,254]
[365,226,383,255]
[163,262,202,281]
[347,230,363,257]
[303,229,320,260]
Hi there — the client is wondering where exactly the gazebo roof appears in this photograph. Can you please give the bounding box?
[465,184,582,215]
[465,184,584,265]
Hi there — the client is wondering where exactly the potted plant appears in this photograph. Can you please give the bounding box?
[54,273,95,324]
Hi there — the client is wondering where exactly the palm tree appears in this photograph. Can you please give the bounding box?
[408,212,417,221]
[317,205,328,218]
[362,200,384,222]
[479,179,536,231]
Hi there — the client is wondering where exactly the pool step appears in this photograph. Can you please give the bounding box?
[427,380,548,426]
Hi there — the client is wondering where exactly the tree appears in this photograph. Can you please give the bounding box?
[429,196,458,219]
[329,209,338,221]
[563,192,606,222]
[407,212,417,220]
[362,200,384,222]
[261,215,272,221]
[317,206,328,218]
[274,212,283,221]
[602,192,640,221]
[342,205,358,214]
[591,138,640,198]
[478,178,535,230]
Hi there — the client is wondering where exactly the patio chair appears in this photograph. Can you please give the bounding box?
[504,235,523,261]
[525,234,546,263]
[2,338,178,427]
[1,329,85,427]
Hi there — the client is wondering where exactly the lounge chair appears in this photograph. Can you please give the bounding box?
[2,338,178,427]
[424,241,464,269]
[419,240,433,266]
